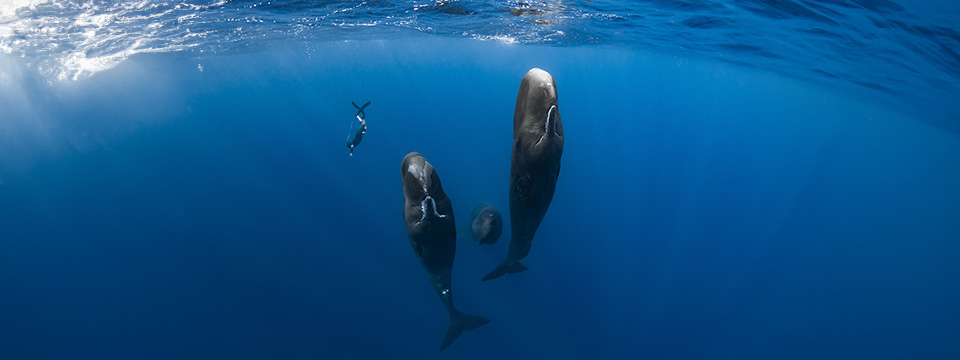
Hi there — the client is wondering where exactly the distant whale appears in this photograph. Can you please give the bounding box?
[465,203,502,245]
[483,68,564,281]
[401,152,490,351]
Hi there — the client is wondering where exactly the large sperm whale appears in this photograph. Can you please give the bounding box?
[483,68,564,281]
[401,152,490,351]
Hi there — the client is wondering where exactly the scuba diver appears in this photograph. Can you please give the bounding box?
[346,101,370,156]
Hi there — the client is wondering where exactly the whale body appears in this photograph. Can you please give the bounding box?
[401,152,490,350]
[483,68,564,281]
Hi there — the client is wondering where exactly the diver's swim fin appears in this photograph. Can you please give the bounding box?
[352,101,371,117]
[352,101,370,118]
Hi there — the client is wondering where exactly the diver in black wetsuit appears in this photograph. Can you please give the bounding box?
[347,101,370,156]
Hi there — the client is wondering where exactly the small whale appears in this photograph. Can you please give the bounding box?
[483,68,564,281]
[401,152,490,351]
[465,203,503,245]
[346,101,370,156]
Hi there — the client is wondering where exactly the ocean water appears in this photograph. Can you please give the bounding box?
[1,1,958,359]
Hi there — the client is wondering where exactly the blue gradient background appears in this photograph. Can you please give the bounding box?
[1,37,958,359]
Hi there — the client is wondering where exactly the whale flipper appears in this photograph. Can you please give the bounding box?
[481,260,528,281]
[440,311,491,351]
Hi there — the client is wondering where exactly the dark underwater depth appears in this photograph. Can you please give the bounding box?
[1,1,959,359]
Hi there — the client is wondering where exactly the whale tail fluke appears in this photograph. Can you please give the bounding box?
[481,260,528,281]
[508,261,528,274]
[440,311,490,351]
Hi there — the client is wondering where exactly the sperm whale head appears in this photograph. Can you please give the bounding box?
[401,152,451,225]
[515,68,563,150]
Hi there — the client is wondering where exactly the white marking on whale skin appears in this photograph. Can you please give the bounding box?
[418,196,446,224]
[407,163,434,194]
[407,165,429,192]
[535,104,558,146]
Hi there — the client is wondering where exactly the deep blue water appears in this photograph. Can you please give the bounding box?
[1,1,959,359]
